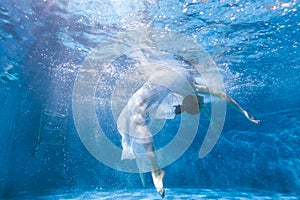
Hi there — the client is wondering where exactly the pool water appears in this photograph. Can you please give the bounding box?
[17,188,300,200]
[0,0,299,199]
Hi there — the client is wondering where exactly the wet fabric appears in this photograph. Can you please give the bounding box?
[116,52,198,161]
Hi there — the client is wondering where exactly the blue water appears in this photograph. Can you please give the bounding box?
[17,188,299,200]
[0,0,299,199]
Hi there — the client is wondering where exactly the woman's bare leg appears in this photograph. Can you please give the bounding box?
[133,141,165,198]
[145,143,165,198]
[127,83,168,197]
[152,168,165,198]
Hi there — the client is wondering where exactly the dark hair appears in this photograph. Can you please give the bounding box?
[174,95,204,115]
[174,105,182,115]
[182,95,199,115]
[196,95,204,107]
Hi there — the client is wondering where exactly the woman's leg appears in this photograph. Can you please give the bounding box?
[132,140,165,197]
[127,82,168,197]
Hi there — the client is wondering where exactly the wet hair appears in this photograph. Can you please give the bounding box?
[182,95,199,115]
[196,95,204,107]
[174,105,182,115]
[174,95,204,115]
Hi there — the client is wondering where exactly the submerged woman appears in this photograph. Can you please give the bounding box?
[116,50,259,198]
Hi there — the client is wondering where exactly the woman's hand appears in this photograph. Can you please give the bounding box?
[244,111,260,124]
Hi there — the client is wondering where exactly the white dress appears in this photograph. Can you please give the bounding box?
[117,50,198,162]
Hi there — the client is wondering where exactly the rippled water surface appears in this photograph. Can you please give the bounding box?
[19,188,299,200]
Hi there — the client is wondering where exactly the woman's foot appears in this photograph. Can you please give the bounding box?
[152,169,165,198]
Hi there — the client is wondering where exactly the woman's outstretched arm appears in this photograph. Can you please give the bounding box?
[194,83,260,124]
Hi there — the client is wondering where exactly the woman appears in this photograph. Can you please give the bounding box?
[117,50,259,198]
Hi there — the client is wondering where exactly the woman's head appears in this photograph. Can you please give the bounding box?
[181,95,203,115]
